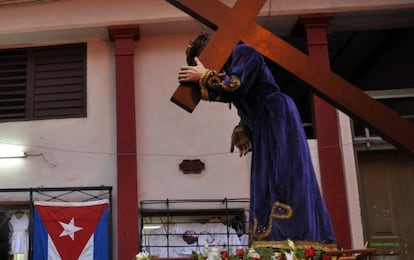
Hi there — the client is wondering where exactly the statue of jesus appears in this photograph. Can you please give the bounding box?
[177,33,336,247]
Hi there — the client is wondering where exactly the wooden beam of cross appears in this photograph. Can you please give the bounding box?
[169,0,264,112]
[167,0,414,155]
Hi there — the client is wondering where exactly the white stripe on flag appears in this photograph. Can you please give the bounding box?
[35,199,109,207]
[79,234,94,259]
[48,234,61,260]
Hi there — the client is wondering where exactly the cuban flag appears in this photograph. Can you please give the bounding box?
[33,200,109,260]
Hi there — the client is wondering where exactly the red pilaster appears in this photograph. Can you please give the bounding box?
[300,14,352,249]
[109,25,140,260]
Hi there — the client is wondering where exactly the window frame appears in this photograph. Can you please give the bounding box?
[0,42,87,122]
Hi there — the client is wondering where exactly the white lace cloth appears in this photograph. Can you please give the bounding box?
[143,223,242,257]
[9,213,29,260]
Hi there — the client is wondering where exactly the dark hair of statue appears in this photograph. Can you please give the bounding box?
[186,33,232,74]
[186,33,211,66]
[184,33,236,105]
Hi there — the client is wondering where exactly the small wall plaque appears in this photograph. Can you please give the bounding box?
[179,159,205,174]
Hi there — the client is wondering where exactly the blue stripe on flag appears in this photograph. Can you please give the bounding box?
[93,207,109,260]
[33,208,49,260]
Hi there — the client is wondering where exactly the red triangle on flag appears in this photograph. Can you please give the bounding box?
[35,201,108,259]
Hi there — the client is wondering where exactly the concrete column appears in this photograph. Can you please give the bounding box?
[109,24,140,260]
[300,14,352,249]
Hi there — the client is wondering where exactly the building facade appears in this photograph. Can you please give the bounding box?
[0,0,413,259]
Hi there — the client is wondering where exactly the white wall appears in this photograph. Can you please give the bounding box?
[134,33,327,202]
[135,34,250,201]
[338,111,365,248]
[0,0,412,37]
[0,40,116,190]
[0,31,328,215]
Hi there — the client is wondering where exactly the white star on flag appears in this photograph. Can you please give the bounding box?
[59,217,83,240]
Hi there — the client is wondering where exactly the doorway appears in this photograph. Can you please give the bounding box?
[357,150,414,259]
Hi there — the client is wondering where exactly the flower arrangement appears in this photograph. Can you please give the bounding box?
[192,242,223,260]
[135,251,152,260]
[273,239,327,260]
[191,240,333,260]
[191,242,239,260]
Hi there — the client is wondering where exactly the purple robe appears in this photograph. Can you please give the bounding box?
[221,44,336,243]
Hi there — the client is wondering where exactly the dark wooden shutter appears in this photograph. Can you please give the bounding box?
[32,43,86,119]
[0,48,27,121]
[0,43,86,122]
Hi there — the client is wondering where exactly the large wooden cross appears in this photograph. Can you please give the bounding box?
[167,0,414,155]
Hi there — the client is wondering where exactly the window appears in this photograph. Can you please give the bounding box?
[0,43,86,122]
[140,199,250,258]
[352,88,414,151]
